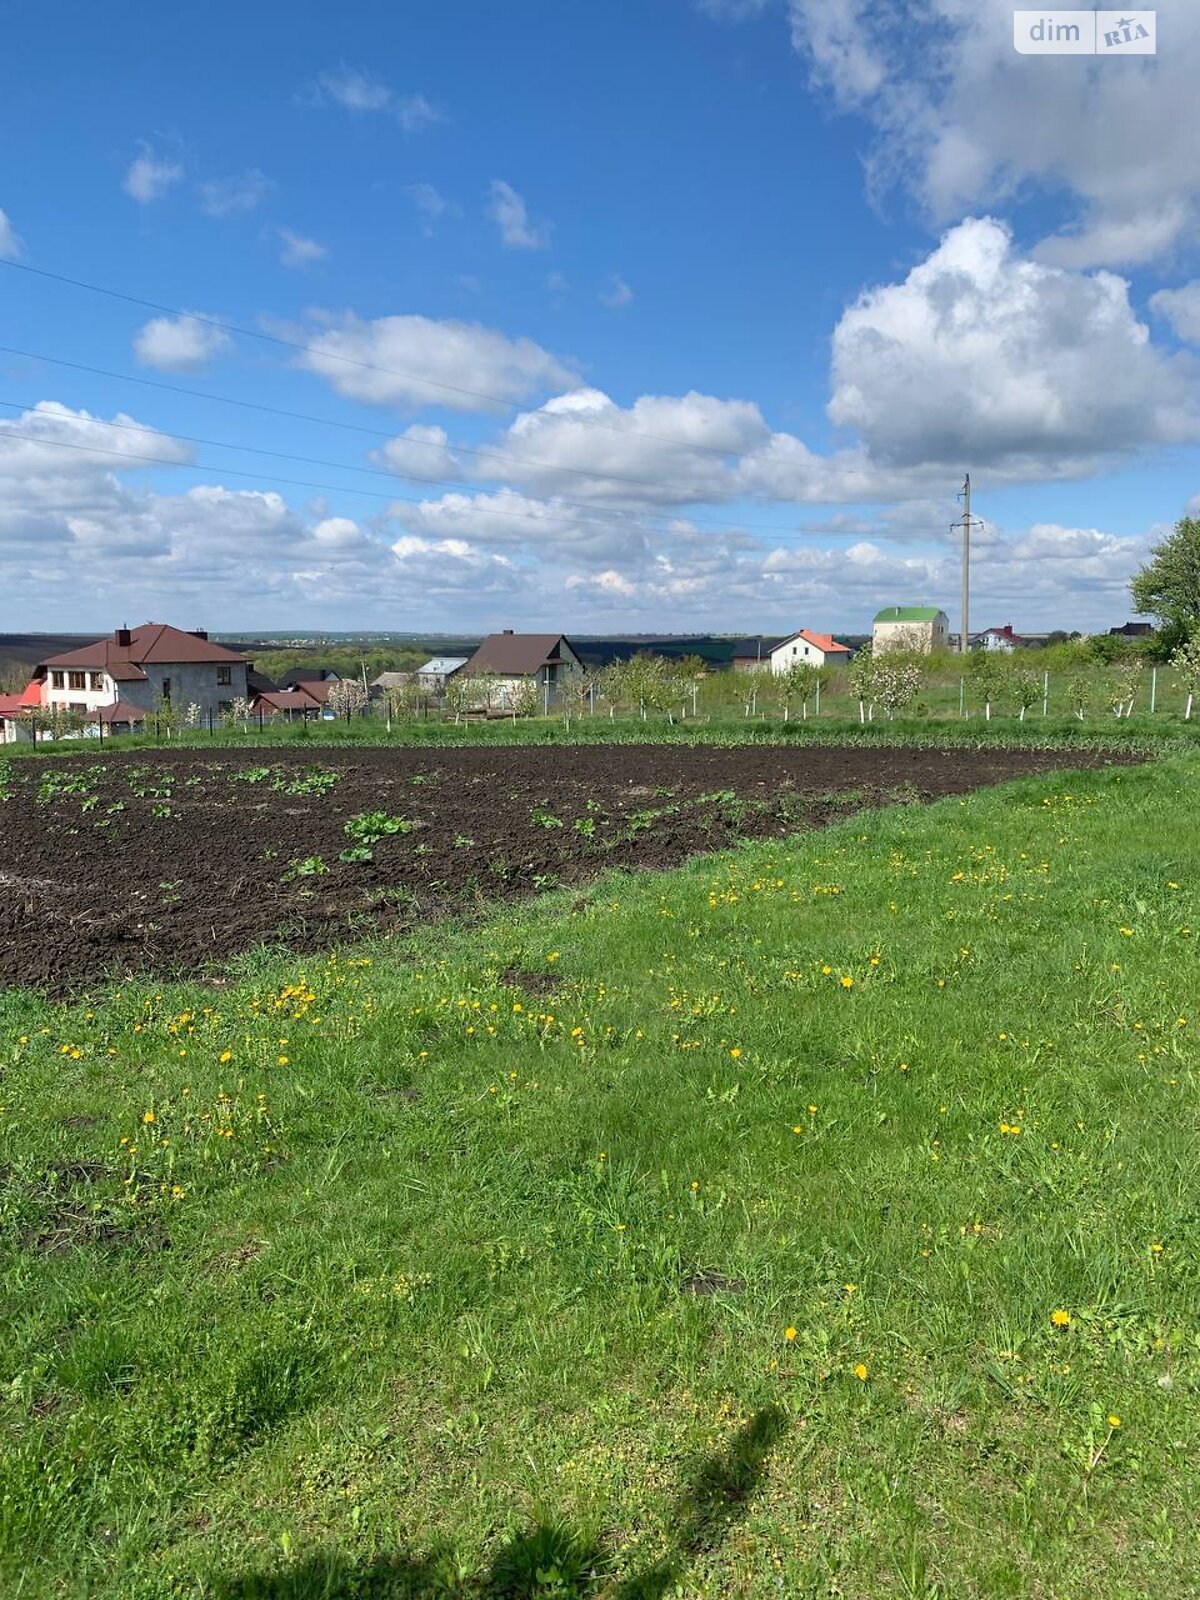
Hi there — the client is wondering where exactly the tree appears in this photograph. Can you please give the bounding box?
[778,660,819,721]
[1013,670,1041,722]
[849,646,879,722]
[327,679,368,718]
[1131,517,1200,642]
[1171,637,1200,720]
[969,651,1009,721]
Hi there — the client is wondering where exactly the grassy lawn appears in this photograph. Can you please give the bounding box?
[2,753,1198,1597]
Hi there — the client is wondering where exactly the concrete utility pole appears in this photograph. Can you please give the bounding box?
[960,473,971,655]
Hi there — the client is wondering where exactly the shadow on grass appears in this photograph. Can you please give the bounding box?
[217,1405,787,1599]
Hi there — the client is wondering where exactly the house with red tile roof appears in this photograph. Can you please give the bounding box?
[31,624,251,723]
[767,630,852,672]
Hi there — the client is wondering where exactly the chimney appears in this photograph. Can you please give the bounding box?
[191,628,208,640]
[115,627,131,648]
[502,628,514,635]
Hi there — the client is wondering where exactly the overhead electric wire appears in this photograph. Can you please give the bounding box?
[0,342,802,532]
[0,257,747,458]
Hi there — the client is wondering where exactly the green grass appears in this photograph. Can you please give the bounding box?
[2,755,1199,1597]
[8,709,1200,764]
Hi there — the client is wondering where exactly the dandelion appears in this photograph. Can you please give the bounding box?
[278,1055,289,1066]
[142,1110,156,1124]
[220,1050,232,1063]
[853,1363,868,1381]
[1051,1309,1071,1329]
[730,1047,742,1059]
[1107,1414,1121,1429]
[844,1283,857,1295]
[840,975,854,990]
[807,1104,817,1115]
[784,1327,797,1342]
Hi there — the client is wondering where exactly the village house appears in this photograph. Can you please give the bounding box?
[30,624,251,723]
[460,631,583,707]
[872,606,950,655]
[970,623,1024,653]
[730,639,782,673]
[768,630,852,672]
[416,656,469,693]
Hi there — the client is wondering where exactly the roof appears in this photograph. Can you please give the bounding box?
[463,634,578,676]
[417,656,469,675]
[771,630,851,655]
[873,606,946,624]
[92,700,149,725]
[731,638,783,659]
[371,671,414,688]
[0,694,28,718]
[285,678,334,703]
[38,623,247,674]
[256,690,322,713]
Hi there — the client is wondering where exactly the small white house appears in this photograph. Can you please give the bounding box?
[872,607,950,655]
[768,630,851,673]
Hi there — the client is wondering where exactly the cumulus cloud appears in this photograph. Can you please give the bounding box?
[279,228,326,268]
[123,146,183,204]
[488,180,551,249]
[291,311,577,411]
[1151,282,1200,345]
[307,66,440,129]
[823,217,1198,473]
[133,313,232,374]
[493,387,768,504]
[783,0,1200,268]
[200,169,270,217]
[372,424,462,480]
[0,207,22,259]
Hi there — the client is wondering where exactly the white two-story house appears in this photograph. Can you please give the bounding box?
[32,623,250,723]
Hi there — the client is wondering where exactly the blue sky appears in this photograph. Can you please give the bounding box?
[2,0,1198,634]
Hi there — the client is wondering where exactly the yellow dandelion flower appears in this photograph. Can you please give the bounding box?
[1107,1414,1121,1428]
[840,975,854,990]
[784,1326,797,1342]
[853,1363,868,1381]
[730,1047,742,1059]
[1051,1309,1071,1329]
[142,1110,156,1124]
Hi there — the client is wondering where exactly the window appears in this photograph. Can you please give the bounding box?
[90,672,104,691]
[68,671,86,690]
[161,677,171,702]
[216,665,232,686]
[51,671,65,689]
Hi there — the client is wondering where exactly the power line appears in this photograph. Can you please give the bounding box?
[0,342,795,528]
[0,258,747,459]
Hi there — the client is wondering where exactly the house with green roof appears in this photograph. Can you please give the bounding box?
[872,606,950,654]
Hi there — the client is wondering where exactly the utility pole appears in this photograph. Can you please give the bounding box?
[960,473,971,655]
[955,474,981,655]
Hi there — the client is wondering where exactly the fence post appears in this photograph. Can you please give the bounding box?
[1042,672,1049,718]
[97,715,103,748]
[959,677,965,719]
[1150,666,1157,715]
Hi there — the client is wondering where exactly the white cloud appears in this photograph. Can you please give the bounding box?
[823,217,1198,473]
[785,0,1200,268]
[696,0,772,19]
[373,424,461,480]
[123,147,183,204]
[488,180,551,249]
[599,274,634,309]
[279,228,326,268]
[0,207,22,260]
[308,66,440,129]
[200,170,270,217]
[133,313,232,374]
[291,311,577,411]
[1151,282,1200,345]
[407,182,455,235]
[494,387,767,504]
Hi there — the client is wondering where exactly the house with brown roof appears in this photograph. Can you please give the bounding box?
[31,624,250,722]
[768,630,852,672]
[460,631,583,707]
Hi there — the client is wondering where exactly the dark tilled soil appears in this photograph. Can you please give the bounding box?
[0,743,1137,993]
